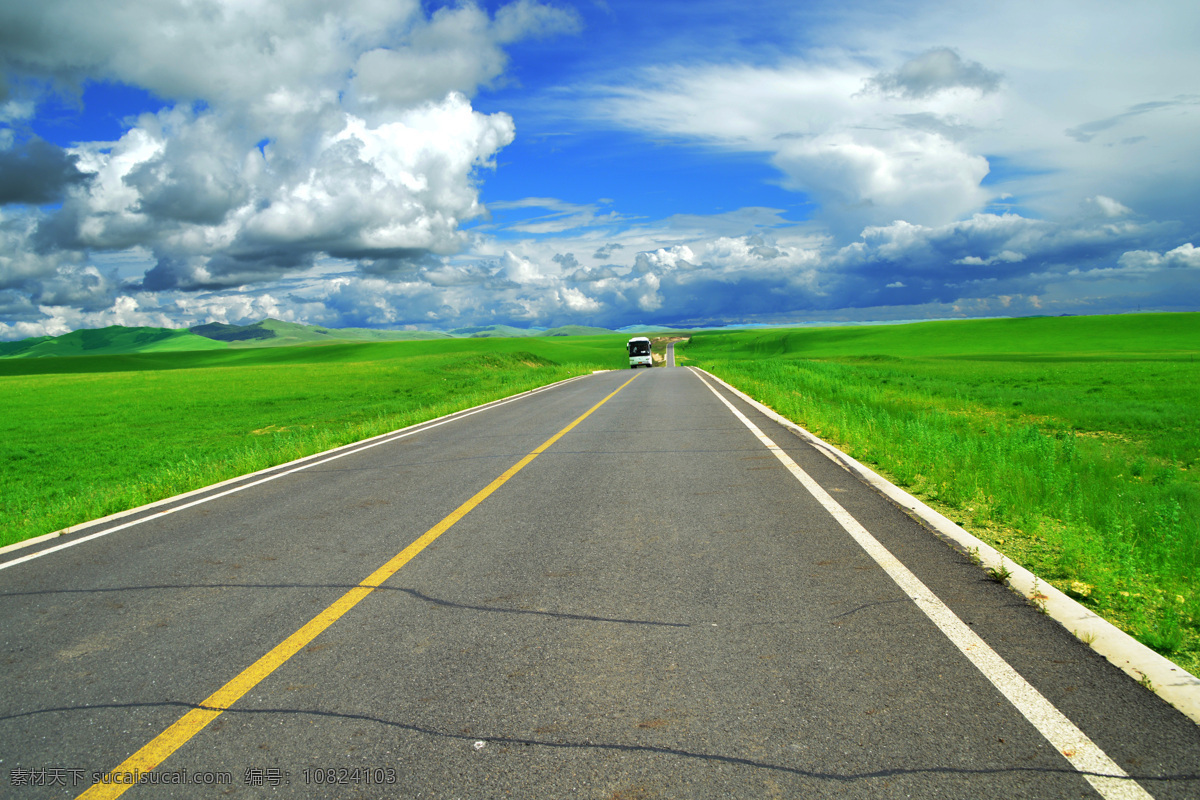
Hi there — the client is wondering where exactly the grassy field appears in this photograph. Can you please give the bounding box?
[681,313,1200,674]
[0,335,630,549]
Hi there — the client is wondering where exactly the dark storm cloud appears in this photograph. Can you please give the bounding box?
[820,213,1176,311]
[0,288,39,319]
[0,139,91,205]
[32,198,152,253]
[141,250,317,291]
[30,266,119,310]
[125,152,249,225]
[355,249,441,276]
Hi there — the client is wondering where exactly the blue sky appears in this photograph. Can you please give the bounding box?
[1,0,1198,338]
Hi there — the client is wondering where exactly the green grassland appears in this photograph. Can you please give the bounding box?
[681,312,1200,674]
[0,335,629,549]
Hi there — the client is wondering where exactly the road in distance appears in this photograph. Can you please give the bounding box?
[1,367,1198,798]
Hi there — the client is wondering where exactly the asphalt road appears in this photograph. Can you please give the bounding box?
[2,365,1198,799]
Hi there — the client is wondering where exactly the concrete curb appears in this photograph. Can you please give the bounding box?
[693,367,1200,727]
[0,371,595,561]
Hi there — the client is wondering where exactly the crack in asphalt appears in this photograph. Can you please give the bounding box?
[3,701,1195,786]
[0,584,690,628]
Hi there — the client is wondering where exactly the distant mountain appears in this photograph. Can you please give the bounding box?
[1,319,619,358]
[617,324,686,334]
[0,326,227,358]
[540,325,616,336]
[189,319,452,347]
[447,324,617,338]
[448,324,538,338]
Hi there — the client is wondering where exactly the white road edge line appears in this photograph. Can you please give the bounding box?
[692,367,1200,727]
[0,372,595,571]
[691,368,1153,800]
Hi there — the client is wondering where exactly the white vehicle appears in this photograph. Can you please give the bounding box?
[627,336,652,369]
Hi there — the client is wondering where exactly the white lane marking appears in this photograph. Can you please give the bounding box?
[696,367,1200,724]
[0,374,593,572]
[691,369,1153,800]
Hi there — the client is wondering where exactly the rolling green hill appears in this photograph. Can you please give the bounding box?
[0,336,53,357]
[0,319,622,358]
[0,326,227,358]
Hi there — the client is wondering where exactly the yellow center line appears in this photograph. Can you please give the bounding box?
[80,372,641,799]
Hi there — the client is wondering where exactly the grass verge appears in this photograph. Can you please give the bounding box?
[1,336,626,549]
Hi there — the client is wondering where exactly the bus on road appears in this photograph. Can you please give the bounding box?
[627,337,652,369]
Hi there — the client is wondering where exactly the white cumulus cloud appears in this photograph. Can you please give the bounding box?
[592,56,998,238]
[0,0,572,306]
